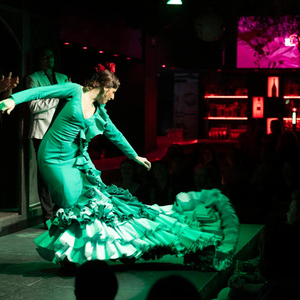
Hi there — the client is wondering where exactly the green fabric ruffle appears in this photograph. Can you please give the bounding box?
[34,185,239,271]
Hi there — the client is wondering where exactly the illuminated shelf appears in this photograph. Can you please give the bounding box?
[204,95,248,99]
[204,117,248,120]
[283,96,300,99]
[283,118,300,121]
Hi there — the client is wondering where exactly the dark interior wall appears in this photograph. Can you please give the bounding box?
[0,1,148,212]
[105,60,145,157]
[59,14,142,61]
[157,72,174,136]
[60,43,145,158]
[57,3,154,156]
[0,7,23,209]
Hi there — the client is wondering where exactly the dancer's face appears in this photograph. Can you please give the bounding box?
[96,88,117,104]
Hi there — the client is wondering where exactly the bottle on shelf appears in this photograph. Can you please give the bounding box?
[232,102,238,117]
[209,103,219,117]
[209,127,228,140]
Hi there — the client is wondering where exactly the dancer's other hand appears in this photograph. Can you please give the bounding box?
[0,98,16,115]
[134,156,151,171]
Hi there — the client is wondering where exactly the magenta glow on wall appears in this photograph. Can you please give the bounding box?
[237,16,300,68]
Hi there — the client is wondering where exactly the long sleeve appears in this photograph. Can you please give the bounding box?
[26,75,60,114]
[26,73,69,114]
[11,83,81,105]
[104,117,138,159]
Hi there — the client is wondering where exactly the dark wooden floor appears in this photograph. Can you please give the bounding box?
[0,223,262,300]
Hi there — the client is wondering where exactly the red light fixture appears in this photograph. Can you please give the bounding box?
[252,96,264,118]
[292,107,297,125]
[267,77,279,97]
[267,118,278,134]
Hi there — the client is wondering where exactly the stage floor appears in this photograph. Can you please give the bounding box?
[0,224,263,300]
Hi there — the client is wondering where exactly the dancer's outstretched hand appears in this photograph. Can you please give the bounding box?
[134,156,151,171]
[0,99,16,115]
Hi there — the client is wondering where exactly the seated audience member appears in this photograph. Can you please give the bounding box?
[146,274,201,300]
[145,160,178,206]
[219,191,300,300]
[162,143,195,193]
[161,143,185,167]
[169,151,194,193]
[221,147,249,187]
[221,146,258,223]
[113,158,141,195]
[237,119,265,175]
[273,160,300,219]
[135,160,152,187]
[287,189,300,227]
[75,260,118,300]
[194,164,222,191]
[134,161,153,204]
[226,258,264,300]
[250,143,285,223]
[254,157,300,224]
[262,119,283,161]
[198,145,220,170]
[224,222,300,300]
[256,223,300,300]
[275,131,300,164]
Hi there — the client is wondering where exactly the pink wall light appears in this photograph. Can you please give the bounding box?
[253,97,264,118]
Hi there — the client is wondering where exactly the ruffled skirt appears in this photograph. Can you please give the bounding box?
[34,183,239,271]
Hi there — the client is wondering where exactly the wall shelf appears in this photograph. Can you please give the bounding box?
[283,96,300,99]
[204,94,248,140]
[204,117,248,120]
[204,95,248,99]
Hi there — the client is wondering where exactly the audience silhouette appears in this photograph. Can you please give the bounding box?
[256,223,300,300]
[215,222,300,300]
[145,159,178,205]
[146,274,201,300]
[75,260,118,300]
[113,158,141,195]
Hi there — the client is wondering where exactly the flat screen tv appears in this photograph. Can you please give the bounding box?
[237,15,300,68]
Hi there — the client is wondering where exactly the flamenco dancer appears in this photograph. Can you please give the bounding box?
[0,62,239,271]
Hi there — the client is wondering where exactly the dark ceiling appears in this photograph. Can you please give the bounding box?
[29,0,300,69]
[62,0,300,31]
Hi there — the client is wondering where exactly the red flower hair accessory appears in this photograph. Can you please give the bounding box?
[95,64,106,73]
[105,62,116,73]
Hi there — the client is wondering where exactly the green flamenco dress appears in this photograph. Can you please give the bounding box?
[10,83,239,271]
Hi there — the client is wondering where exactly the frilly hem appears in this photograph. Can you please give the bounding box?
[34,187,239,271]
[173,189,240,270]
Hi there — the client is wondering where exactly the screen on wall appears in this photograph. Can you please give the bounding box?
[237,15,300,68]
